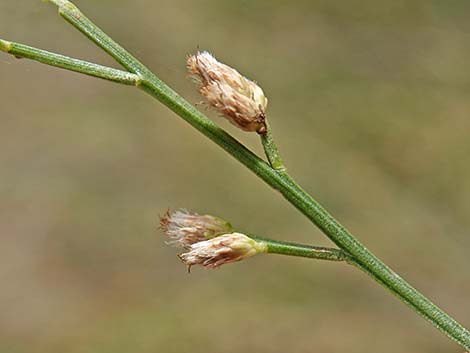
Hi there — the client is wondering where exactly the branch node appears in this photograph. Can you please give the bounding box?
[135,76,144,87]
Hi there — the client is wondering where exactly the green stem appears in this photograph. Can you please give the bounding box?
[0,39,140,85]
[2,1,468,349]
[260,121,286,172]
[252,236,351,262]
[47,0,150,76]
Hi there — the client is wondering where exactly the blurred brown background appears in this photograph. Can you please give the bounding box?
[1,1,470,352]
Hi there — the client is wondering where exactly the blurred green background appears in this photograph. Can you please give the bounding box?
[1,1,470,352]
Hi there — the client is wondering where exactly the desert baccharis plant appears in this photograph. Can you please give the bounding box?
[1,1,469,351]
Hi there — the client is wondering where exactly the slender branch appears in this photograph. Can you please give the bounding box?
[0,39,140,85]
[260,121,286,172]
[47,0,150,76]
[251,235,351,262]
[2,0,468,349]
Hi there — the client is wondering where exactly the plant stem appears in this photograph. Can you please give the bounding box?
[3,0,469,349]
[260,121,286,172]
[251,236,351,262]
[0,39,140,85]
[47,0,151,76]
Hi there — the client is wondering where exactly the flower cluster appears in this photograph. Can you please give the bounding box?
[187,51,268,134]
[160,210,266,270]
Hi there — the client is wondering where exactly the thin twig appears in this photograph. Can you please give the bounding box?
[0,39,140,85]
[48,0,149,75]
[251,235,351,263]
[260,121,286,172]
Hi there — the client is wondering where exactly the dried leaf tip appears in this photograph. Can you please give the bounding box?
[47,0,72,7]
[0,39,12,53]
[160,209,234,248]
[178,232,267,270]
[187,51,268,134]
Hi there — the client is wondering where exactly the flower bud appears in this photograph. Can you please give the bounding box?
[160,209,233,248]
[178,232,267,270]
[187,51,268,134]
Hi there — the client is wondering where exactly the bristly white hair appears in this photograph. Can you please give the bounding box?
[160,209,233,248]
[187,51,268,134]
[178,232,267,270]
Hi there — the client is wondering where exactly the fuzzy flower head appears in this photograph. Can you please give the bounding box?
[178,232,267,270]
[187,51,268,134]
[160,209,234,248]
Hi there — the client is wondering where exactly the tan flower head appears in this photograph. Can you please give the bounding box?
[178,232,267,270]
[160,209,233,248]
[187,51,268,134]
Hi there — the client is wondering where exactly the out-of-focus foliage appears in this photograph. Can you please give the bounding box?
[1,1,469,352]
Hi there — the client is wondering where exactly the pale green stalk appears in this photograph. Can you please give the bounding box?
[1,0,469,350]
[251,236,351,263]
[0,39,140,85]
[260,121,286,172]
